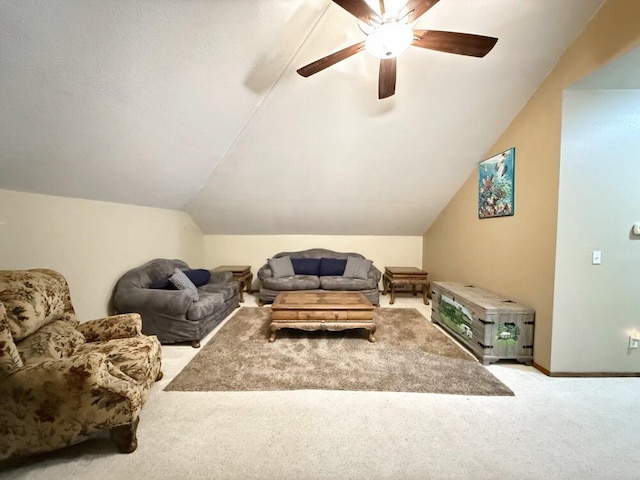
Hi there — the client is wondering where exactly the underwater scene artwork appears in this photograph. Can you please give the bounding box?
[478,147,515,219]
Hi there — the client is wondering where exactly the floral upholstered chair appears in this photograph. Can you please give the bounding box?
[0,269,163,460]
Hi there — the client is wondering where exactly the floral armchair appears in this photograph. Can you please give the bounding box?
[0,269,163,460]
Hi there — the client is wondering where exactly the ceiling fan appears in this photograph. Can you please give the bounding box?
[297,0,498,99]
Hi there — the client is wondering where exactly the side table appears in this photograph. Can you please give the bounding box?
[382,267,429,305]
[213,265,253,303]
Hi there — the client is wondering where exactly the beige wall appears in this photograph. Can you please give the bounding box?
[0,189,205,320]
[552,89,640,372]
[422,0,640,372]
[205,235,423,291]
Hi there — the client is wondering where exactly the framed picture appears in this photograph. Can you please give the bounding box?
[478,147,515,219]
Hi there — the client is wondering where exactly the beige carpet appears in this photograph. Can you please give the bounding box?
[165,307,513,396]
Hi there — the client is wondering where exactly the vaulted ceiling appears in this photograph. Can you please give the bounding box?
[0,0,604,235]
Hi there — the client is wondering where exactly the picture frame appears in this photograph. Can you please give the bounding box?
[478,147,515,219]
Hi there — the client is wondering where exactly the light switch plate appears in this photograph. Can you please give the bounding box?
[592,251,601,265]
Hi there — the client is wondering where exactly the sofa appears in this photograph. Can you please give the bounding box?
[113,259,240,348]
[0,269,163,460]
[257,248,381,306]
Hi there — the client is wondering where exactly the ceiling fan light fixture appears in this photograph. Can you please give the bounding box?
[364,20,414,59]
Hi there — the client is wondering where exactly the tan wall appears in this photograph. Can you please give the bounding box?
[205,235,423,292]
[0,189,205,320]
[422,0,640,372]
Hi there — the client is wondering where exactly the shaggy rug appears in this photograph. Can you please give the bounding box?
[165,307,513,396]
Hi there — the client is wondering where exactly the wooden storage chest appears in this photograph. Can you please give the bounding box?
[431,282,535,365]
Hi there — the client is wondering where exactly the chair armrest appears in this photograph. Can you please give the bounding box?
[208,270,233,283]
[4,353,139,402]
[0,353,142,458]
[78,313,143,342]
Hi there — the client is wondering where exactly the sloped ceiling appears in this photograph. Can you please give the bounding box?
[0,0,604,235]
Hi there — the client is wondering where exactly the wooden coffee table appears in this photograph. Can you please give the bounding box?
[269,291,376,343]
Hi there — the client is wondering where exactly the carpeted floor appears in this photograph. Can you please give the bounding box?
[166,307,513,395]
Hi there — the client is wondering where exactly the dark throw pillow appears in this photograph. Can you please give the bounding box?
[319,258,347,276]
[183,269,211,287]
[149,277,172,289]
[291,257,321,276]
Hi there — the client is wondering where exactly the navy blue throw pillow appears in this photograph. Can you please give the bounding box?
[319,258,347,276]
[149,277,173,289]
[183,269,211,287]
[290,258,321,275]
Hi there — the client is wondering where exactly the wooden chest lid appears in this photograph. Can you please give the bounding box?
[432,282,534,314]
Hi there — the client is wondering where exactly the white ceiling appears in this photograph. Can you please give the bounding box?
[0,0,604,235]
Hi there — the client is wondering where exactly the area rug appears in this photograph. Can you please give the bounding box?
[165,307,513,396]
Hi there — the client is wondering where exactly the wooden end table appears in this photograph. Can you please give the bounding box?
[213,265,253,303]
[270,291,376,343]
[382,267,429,305]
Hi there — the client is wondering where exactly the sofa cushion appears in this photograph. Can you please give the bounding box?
[320,276,376,291]
[268,256,294,278]
[261,275,320,291]
[319,258,347,276]
[343,256,372,280]
[169,269,199,302]
[291,258,321,275]
[16,319,86,365]
[187,293,226,321]
[198,282,239,301]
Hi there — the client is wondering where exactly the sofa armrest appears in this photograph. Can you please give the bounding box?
[78,313,143,342]
[368,265,382,284]
[114,288,193,317]
[208,270,233,284]
[0,353,142,459]
[257,263,273,281]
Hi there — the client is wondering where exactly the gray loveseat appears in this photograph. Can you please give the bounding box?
[113,258,240,347]
[257,248,381,306]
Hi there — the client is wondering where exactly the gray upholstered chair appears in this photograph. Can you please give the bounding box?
[113,259,240,348]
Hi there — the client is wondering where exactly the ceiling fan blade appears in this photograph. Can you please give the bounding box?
[378,58,396,99]
[400,0,440,22]
[332,0,381,24]
[412,30,498,57]
[297,42,366,77]
[379,0,386,16]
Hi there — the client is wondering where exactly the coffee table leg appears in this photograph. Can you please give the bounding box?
[389,283,396,304]
[269,324,278,342]
[368,325,376,343]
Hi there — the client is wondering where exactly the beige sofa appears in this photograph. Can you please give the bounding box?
[0,269,163,460]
